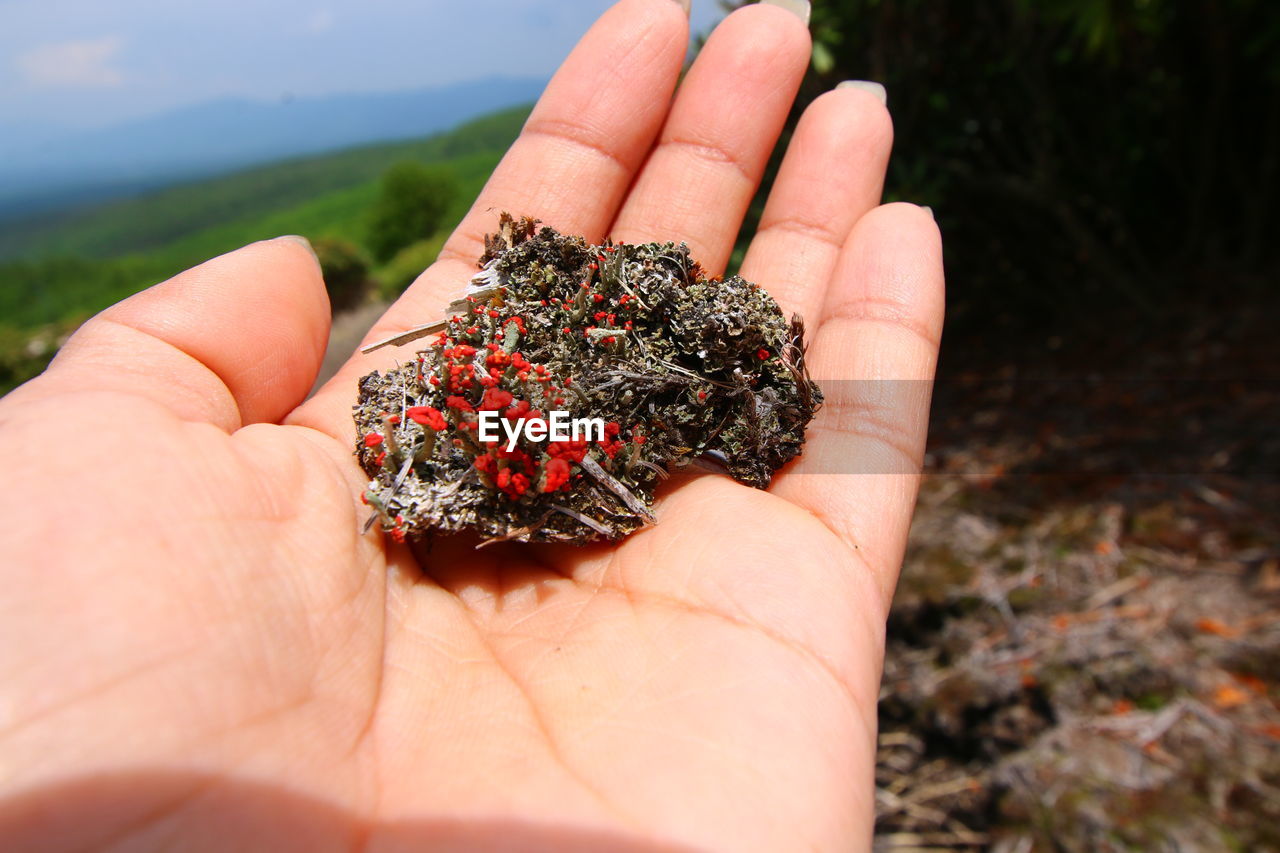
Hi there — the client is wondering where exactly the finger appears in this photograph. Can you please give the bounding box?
[738,84,892,321]
[292,0,690,439]
[609,2,812,274]
[433,0,689,273]
[771,204,944,606]
[12,237,328,432]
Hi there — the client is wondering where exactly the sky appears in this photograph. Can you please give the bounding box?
[0,0,727,132]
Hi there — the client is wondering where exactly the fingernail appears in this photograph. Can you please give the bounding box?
[671,0,692,15]
[276,234,319,265]
[837,80,888,106]
[759,0,809,26]
[921,206,934,219]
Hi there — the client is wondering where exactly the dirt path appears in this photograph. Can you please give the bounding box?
[308,299,389,397]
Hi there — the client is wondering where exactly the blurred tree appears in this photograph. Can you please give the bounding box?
[313,237,371,312]
[0,319,81,394]
[725,0,1280,335]
[366,162,459,263]
[376,234,448,301]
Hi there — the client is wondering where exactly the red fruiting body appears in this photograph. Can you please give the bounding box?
[493,466,531,499]
[757,348,770,360]
[479,388,514,411]
[510,472,530,496]
[445,395,474,412]
[407,405,447,431]
[542,458,571,492]
[546,437,589,463]
[364,433,384,447]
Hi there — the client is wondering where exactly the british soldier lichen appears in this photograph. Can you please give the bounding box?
[353,213,822,545]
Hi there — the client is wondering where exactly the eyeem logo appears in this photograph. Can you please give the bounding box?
[477,410,605,453]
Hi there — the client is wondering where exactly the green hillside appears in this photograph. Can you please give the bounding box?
[0,105,529,263]
[0,103,530,391]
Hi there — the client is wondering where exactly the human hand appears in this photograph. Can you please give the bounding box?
[0,1,942,850]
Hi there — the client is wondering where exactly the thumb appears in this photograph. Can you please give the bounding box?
[15,237,331,432]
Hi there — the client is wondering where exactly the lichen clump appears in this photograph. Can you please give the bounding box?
[353,214,822,545]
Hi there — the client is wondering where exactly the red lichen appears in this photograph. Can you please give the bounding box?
[407,405,447,431]
[479,388,514,411]
[542,457,571,492]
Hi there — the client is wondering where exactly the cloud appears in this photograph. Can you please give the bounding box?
[15,36,125,89]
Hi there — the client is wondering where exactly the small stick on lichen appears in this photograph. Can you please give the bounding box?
[550,504,614,537]
[579,455,656,523]
[474,510,555,548]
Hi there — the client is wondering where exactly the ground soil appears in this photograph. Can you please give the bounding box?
[876,302,1280,851]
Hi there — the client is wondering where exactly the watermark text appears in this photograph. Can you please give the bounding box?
[477,410,605,452]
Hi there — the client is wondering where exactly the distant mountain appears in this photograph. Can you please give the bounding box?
[0,76,545,220]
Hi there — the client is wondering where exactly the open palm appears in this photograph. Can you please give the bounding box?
[0,2,942,850]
